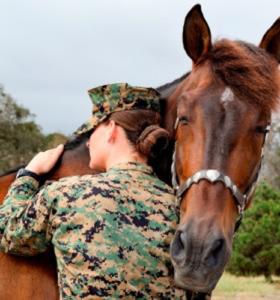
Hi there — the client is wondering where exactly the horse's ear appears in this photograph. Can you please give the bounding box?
[259,17,280,63]
[183,4,212,64]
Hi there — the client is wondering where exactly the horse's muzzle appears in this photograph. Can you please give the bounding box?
[170,221,232,292]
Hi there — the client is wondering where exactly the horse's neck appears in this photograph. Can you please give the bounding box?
[157,72,190,100]
[46,142,96,181]
[159,72,190,134]
[153,73,191,185]
[0,174,16,204]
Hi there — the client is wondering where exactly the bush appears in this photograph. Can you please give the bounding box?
[227,182,280,281]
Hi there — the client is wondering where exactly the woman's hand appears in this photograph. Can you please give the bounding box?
[26,144,64,176]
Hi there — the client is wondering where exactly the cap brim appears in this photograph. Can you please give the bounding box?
[74,115,106,135]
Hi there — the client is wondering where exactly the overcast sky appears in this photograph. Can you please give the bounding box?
[0,0,279,135]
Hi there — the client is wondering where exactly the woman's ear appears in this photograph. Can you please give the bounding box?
[107,120,118,142]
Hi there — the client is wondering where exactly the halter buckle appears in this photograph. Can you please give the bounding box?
[234,206,245,236]
[238,205,245,217]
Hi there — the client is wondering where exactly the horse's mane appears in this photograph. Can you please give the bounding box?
[64,134,88,151]
[207,39,280,114]
[157,72,190,94]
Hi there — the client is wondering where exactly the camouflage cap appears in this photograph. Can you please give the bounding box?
[74,83,161,135]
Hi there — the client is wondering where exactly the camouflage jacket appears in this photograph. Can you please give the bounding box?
[0,162,186,299]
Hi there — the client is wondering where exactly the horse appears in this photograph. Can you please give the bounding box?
[165,4,280,295]
[0,3,279,299]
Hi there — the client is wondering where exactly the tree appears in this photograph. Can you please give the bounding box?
[0,85,47,173]
[227,182,280,281]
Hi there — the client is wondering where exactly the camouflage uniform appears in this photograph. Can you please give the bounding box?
[0,162,186,299]
[0,83,186,299]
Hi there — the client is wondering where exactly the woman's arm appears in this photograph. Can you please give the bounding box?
[0,145,64,256]
[0,176,54,255]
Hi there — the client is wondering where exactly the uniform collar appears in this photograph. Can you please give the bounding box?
[107,162,155,176]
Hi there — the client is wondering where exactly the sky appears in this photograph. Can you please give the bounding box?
[0,0,279,135]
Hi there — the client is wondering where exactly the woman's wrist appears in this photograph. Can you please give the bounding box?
[16,168,40,181]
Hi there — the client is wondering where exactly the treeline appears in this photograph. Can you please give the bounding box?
[0,85,67,174]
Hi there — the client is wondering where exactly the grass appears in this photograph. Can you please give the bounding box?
[213,273,280,300]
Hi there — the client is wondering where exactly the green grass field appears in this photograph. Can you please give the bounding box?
[212,273,280,300]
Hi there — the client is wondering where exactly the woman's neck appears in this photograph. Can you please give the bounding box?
[105,152,148,171]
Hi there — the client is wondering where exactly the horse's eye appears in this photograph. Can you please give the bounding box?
[255,126,266,135]
[179,116,189,125]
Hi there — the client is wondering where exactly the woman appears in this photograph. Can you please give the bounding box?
[0,83,186,299]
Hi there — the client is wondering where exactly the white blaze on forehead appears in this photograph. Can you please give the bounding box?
[221,87,235,105]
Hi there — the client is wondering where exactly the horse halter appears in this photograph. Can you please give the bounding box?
[171,117,271,233]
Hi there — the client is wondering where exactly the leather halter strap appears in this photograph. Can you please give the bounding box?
[171,118,270,233]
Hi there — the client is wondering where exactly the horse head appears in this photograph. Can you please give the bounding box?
[167,4,280,294]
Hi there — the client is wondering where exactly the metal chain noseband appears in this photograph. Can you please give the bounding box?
[171,117,271,233]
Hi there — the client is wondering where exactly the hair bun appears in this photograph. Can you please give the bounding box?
[137,125,170,158]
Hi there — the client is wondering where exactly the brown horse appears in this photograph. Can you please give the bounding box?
[0,4,279,299]
[166,4,280,295]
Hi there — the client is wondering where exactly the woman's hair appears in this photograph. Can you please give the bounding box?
[105,110,170,158]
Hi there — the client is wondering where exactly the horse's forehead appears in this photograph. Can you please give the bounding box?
[177,63,263,124]
[221,87,235,106]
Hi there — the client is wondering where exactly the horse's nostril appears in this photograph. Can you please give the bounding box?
[171,230,185,261]
[205,238,225,268]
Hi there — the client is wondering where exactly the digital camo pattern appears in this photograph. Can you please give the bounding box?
[75,83,161,135]
[0,162,186,299]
